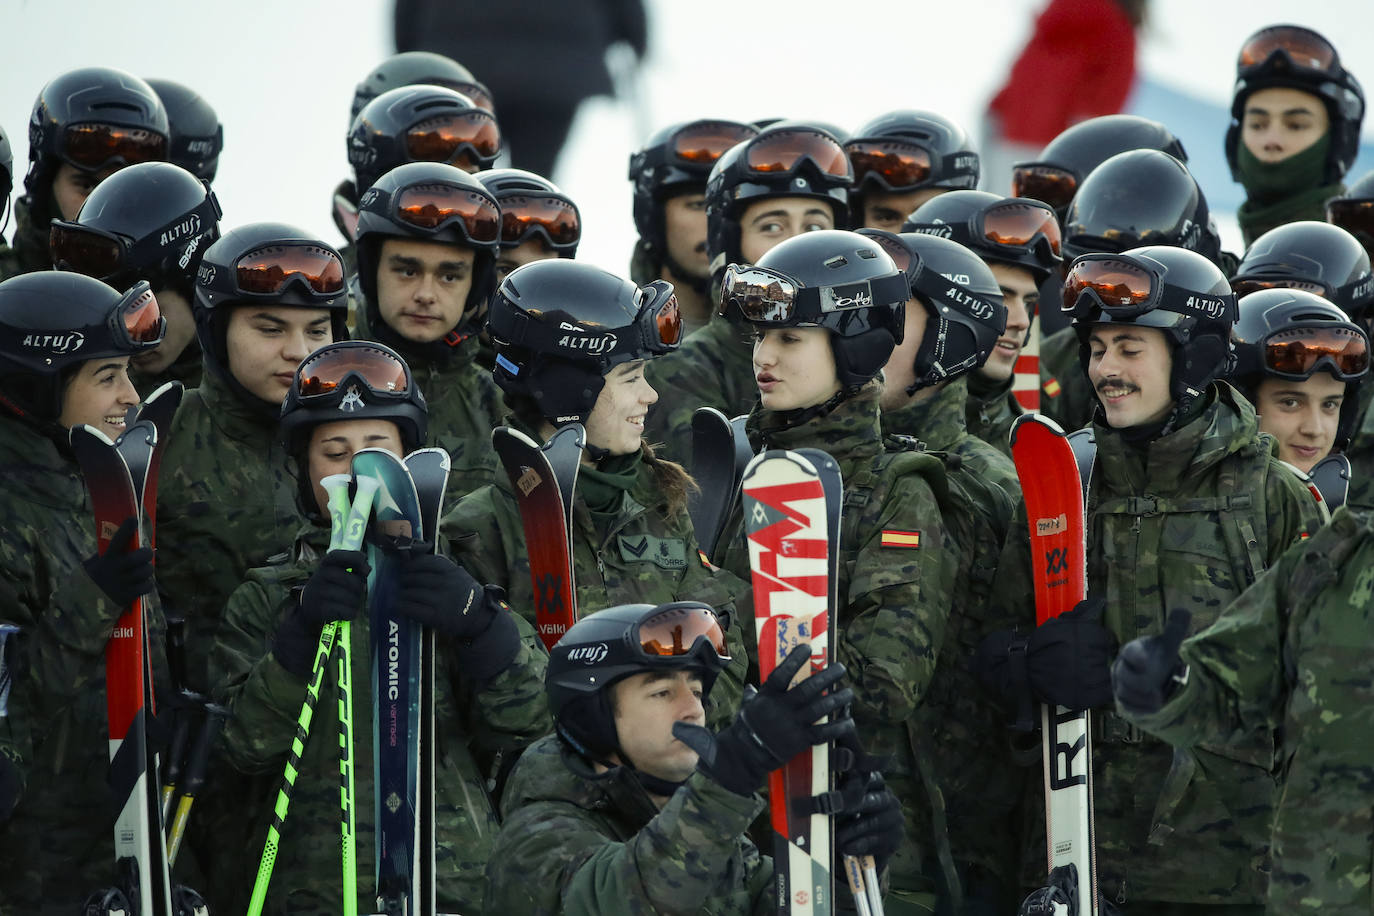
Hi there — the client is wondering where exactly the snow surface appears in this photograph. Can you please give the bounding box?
[2,0,1371,270]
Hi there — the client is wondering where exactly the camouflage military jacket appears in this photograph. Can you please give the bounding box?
[0,197,50,282]
[993,383,1321,906]
[0,416,172,910]
[485,733,772,916]
[1037,325,1097,435]
[212,522,551,915]
[643,313,758,465]
[963,371,1024,459]
[353,307,505,506]
[1129,502,1374,914]
[156,369,301,693]
[443,445,752,729]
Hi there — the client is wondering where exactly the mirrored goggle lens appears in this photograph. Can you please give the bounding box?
[1265,326,1370,377]
[120,286,163,343]
[1327,198,1374,240]
[638,604,729,660]
[395,183,501,242]
[50,223,125,278]
[297,344,411,397]
[1231,277,1328,298]
[1062,258,1155,312]
[499,194,580,246]
[405,111,501,164]
[451,81,496,113]
[654,294,682,346]
[1011,165,1077,211]
[722,266,799,322]
[671,121,758,166]
[235,245,345,296]
[1239,25,1337,72]
[61,122,167,170]
[745,129,850,177]
[845,139,934,188]
[983,201,1062,254]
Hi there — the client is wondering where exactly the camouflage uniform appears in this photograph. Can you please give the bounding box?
[442,441,752,730]
[0,198,50,282]
[1125,500,1374,915]
[211,522,551,915]
[0,416,172,913]
[353,307,505,505]
[486,732,773,915]
[1337,382,1374,492]
[1038,325,1098,434]
[718,380,963,912]
[963,371,1025,459]
[993,383,1321,910]
[643,313,757,465]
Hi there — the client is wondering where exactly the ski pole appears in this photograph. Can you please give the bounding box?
[165,701,229,866]
[159,689,203,828]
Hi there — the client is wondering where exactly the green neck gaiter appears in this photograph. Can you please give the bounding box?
[1237,132,1329,202]
[578,452,640,523]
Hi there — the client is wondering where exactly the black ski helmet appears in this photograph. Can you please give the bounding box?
[904,190,1062,283]
[860,229,1007,392]
[0,122,12,229]
[547,602,729,763]
[705,124,853,278]
[1013,114,1188,220]
[488,259,682,426]
[1326,169,1374,260]
[1064,245,1238,414]
[145,79,223,183]
[354,161,502,342]
[193,222,349,391]
[349,51,495,121]
[844,110,979,221]
[629,119,759,262]
[725,229,908,390]
[0,272,164,427]
[1230,287,1369,446]
[348,85,501,194]
[476,168,581,255]
[1231,221,1374,318]
[50,161,222,299]
[1062,150,1223,267]
[279,340,428,455]
[24,67,169,227]
[1225,25,1365,185]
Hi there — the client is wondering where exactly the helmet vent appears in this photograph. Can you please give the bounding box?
[857,248,878,260]
[824,255,849,269]
[91,101,145,114]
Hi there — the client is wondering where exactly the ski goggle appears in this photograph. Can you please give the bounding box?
[50,189,222,280]
[1326,197,1374,247]
[112,282,166,348]
[59,122,167,171]
[498,193,581,249]
[365,181,502,244]
[295,343,412,399]
[405,110,501,169]
[953,198,1062,260]
[634,603,730,662]
[1011,163,1079,212]
[233,244,346,297]
[636,280,683,350]
[743,129,851,179]
[859,232,918,276]
[1238,25,1340,78]
[450,81,496,114]
[721,263,910,325]
[664,120,759,168]
[1231,276,1329,299]
[844,137,974,191]
[1062,254,1235,322]
[1263,325,1370,380]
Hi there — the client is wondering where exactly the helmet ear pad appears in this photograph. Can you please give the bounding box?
[1172,330,1233,402]
[496,348,606,426]
[830,303,903,389]
[555,692,622,762]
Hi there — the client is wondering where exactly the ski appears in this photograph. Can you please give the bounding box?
[72,421,174,916]
[688,407,753,559]
[1009,413,1098,916]
[1307,452,1352,515]
[493,424,585,651]
[741,449,833,916]
[403,447,451,916]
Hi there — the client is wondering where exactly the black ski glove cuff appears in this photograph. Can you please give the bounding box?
[1026,597,1118,711]
[833,773,903,874]
[393,552,495,641]
[82,517,155,611]
[454,588,522,685]
[1112,608,1191,716]
[971,627,1036,731]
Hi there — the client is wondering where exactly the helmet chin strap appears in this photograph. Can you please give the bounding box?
[767,386,857,433]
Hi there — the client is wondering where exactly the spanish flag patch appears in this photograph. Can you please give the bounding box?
[881,529,921,549]
[1042,378,1062,398]
[699,549,718,570]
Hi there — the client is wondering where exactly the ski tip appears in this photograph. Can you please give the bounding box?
[70,423,117,448]
[1009,412,1069,446]
[548,422,587,451]
[492,424,539,450]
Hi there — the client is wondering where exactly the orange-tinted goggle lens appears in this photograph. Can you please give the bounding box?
[655,294,682,347]
[1265,326,1369,377]
[1239,25,1337,72]
[1231,277,1328,298]
[121,287,163,343]
[235,245,345,296]
[405,111,501,166]
[61,122,167,171]
[638,604,729,660]
[499,194,580,246]
[745,129,850,177]
[1062,258,1155,312]
[297,344,410,397]
[50,223,125,278]
[671,121,759,166]
[845,139,934,188]
[983,201,1062,255]
[1011,164,1078,211]
[394,183,501,242]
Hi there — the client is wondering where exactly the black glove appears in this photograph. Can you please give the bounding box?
[82,517,155,609]
[1112,608,1191,716]
[672,644,854,797]
[1019,863,1078,916]
[273,550,369,679]
[833,772,903,871]
[1026,598,1118,711]
[972,626,1035,731]
[393,552,491,640]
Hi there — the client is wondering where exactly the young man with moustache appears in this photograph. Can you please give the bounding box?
[980,246,1320,914]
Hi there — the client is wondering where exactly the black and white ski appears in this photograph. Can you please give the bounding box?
[688,407,752,559]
